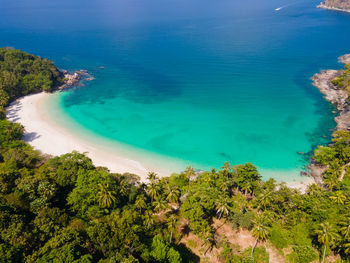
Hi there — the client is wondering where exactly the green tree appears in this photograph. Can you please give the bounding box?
[147,172,159,184]
[144,210,155,229]
[165,185,180,204]
[67,169,118,217]
[251,215,269,257]
[221,162,232,177]
[314,146,338,166]
[153,197,168,212]
[150,235,181,263]
[202,227,216,255]
[119,180,130,197]
[288,245,317,263]
[315,222,339,263]
[135,194,147,213]
[235,163,261,195]
[31,228,92,263]
[184,166,195,186]
[147,182,159,203]
[167,214,177,243]
[323,174,339,191]
[97,183,116,208]
[257,190,273,210]
[215,196,230,219]
[329,191,346,205]
[341,219,350,239]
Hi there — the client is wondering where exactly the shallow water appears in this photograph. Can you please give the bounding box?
[1,0,350,180]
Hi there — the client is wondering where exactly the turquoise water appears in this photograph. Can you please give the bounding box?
[1,0,350,180]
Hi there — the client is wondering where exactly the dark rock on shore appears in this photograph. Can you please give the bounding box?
[57,69,94,90]
[308,54,350,181]
[311,54,350,131]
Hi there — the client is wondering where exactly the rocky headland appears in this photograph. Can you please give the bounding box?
[312,54,350,131]
[57,69,94,90]
[318,0,350,12]
[309,54,350,182]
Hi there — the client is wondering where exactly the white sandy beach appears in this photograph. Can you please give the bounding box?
[6,92,315,190]
[6,92,155,180]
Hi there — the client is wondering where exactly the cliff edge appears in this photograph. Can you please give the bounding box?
[318,0,350,12]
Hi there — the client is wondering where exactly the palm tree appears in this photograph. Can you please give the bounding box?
[147,182,158,203]
[202,228,216,255]
[119,180,130,197]
[234,192,249,212]
[242,181,253,197]
[306,183,323,196]
[153,197,168,212]
[97,183,116,208]
[165,185,180,204]
[147,172,159,184]
[215,196,230,219]
[139,182,147,191]
[135,194,147,213]
[329,191,346,205]
[343,240,350,254]
[167,214,177,243]
[341,219,350,239]
[258,190,273,210]
[219,179,230,193]
[184,166,195,185]
[251,215,269,257]
[210,168,219,180]
[323,175,338,191]
[144,210,155,229]
[221,162,231,177]
[315,222,339,263]
[339,219,350,255]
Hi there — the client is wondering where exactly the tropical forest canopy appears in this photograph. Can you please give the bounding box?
[0,47,62,117]
[0,49,349,262]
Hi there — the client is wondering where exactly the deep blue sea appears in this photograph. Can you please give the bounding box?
[1,0,350,181]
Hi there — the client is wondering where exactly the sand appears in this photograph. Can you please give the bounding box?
[6,92,153,180]
[5,92,315,190]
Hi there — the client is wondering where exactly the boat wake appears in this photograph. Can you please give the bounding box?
[275,5,289,11]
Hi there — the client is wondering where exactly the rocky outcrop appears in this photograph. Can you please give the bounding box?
[311,54,350,131]
[312,70,346,110]
[339,54,350,64]
[308,54,350,181]
[57,69,94,90]
[318,0,350,12]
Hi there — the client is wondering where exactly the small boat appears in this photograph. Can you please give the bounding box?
[275,7,282,11]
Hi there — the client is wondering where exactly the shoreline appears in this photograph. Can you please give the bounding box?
[311,54,350,131]
[6,92,190,181]
[310,54,350,181]
[317,3,350,13]
[6,93,152,180]
[5,91,313,191]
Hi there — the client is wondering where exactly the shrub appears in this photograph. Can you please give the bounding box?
[289,224,312,246]
[287,245,317,263]
[230,211,254,230]
[150,235,182,263]
[241,247,269,263]
[242,256,254,263]
[269,224,289,249]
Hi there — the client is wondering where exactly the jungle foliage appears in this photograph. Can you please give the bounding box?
[0,49,349,262]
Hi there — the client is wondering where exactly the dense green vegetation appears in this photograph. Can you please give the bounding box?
[331,64,350,98]
[0,47,62,117]
[0,48,349,262]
